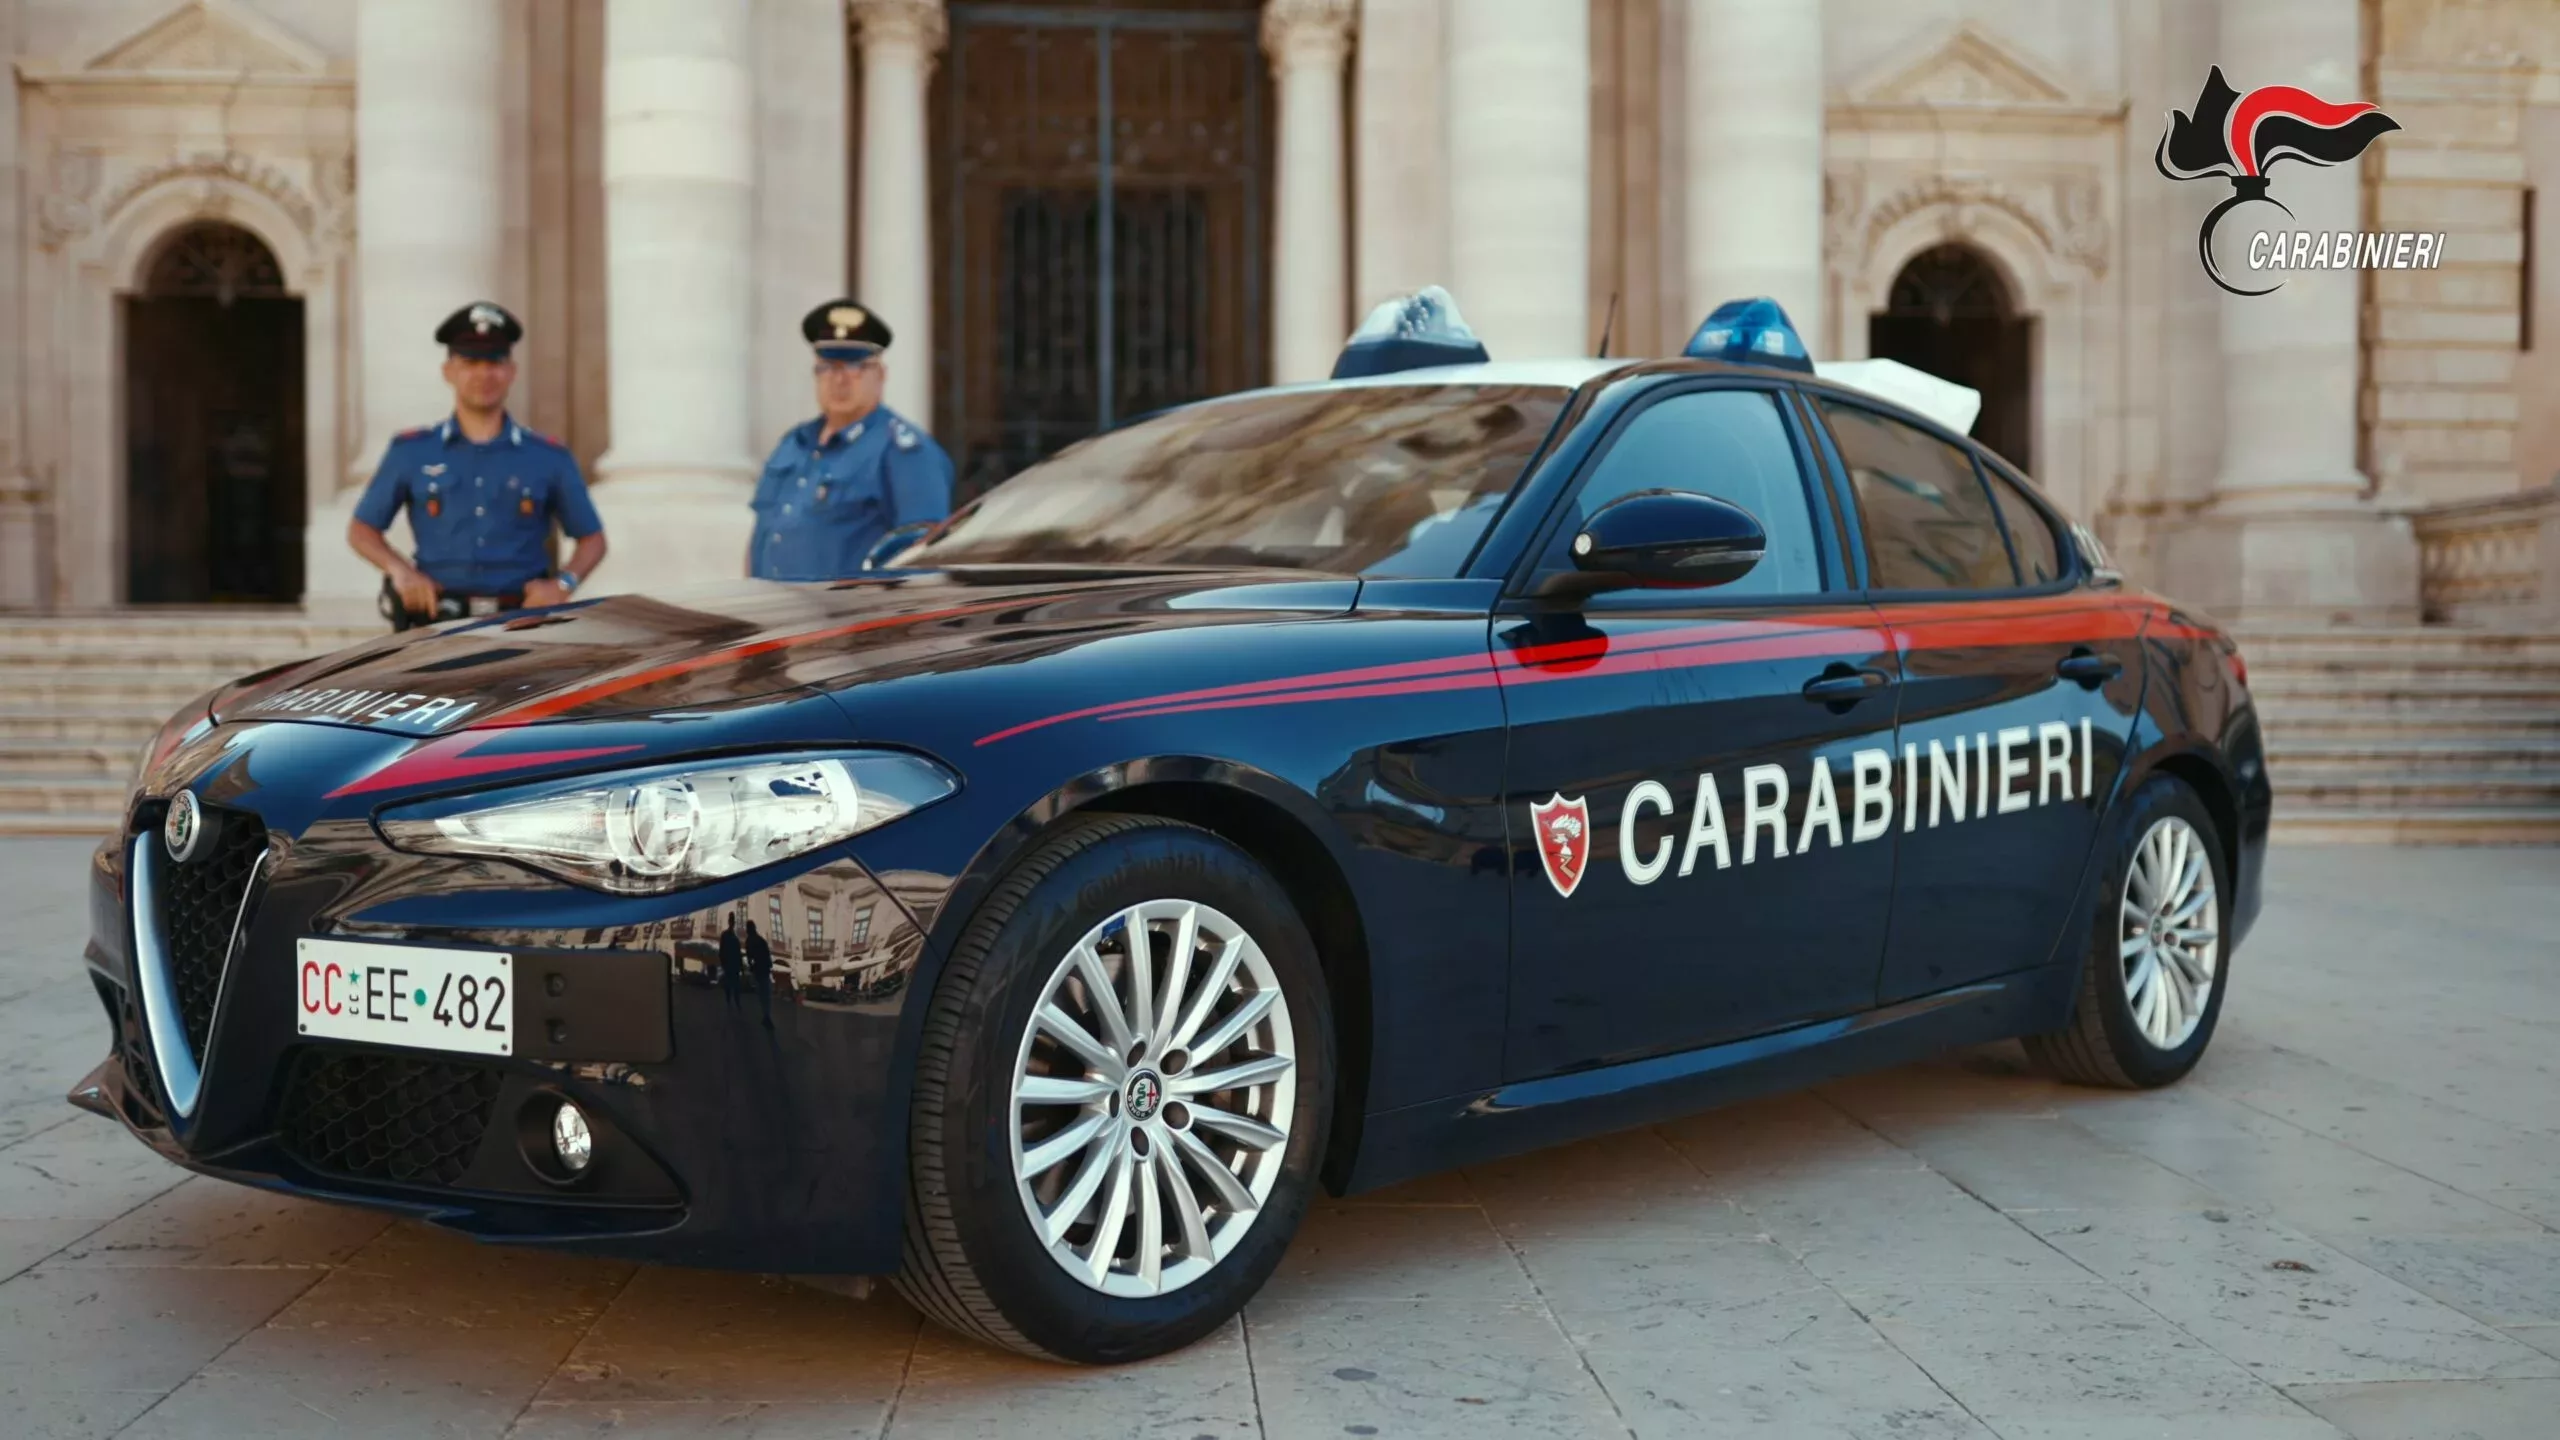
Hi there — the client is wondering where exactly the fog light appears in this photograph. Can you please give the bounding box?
[551,1101,594,1175]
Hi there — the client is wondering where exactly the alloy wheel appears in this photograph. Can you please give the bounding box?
[1008,899,1298,1297]
[2119,816,2220,1050]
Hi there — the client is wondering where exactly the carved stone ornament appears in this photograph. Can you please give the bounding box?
[92,151,321,240]
[1840,169,2110,284]
[37,150,103,251]
[1262,0,1357,65]
[847,0,949,54]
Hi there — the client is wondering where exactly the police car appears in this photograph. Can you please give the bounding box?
[81,292,2268,1364]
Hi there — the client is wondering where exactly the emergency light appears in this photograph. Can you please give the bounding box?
[1681,297,1813,373]
[1331,286,1490,379]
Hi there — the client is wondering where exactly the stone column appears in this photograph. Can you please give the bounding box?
[1351,0,1446,316]
[851,0,944,428]
[0,0,28,607]
[1683,0,1824,353]
[1445,0,1589,357]
[754,0,855,451]
[2171,0,2418,623]
[594,0,760,592]
[1264,0,1354,383]
[308,0,508,605]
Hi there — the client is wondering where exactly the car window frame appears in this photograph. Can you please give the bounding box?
[1974,451,2085,595]
[1497,375,1852,611]
[1798,387,2083,602]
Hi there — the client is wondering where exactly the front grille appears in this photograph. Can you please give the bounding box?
[277,1051,505,1188]
[151,810,269,1063]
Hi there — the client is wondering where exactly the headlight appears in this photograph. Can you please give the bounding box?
[377,752,957,895]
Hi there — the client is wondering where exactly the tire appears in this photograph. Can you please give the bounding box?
[2024,772,2232,1089]
[892,813,1335,1363]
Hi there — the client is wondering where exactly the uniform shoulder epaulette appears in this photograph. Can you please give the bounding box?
[892,419,919,452]
[394,425,432,441]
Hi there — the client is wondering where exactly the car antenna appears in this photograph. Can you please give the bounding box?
[1595,292,1620,358]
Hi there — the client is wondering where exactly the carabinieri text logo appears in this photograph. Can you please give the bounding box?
[2155,67,2407,296]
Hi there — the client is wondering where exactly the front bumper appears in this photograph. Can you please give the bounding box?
[79,788,934,1274]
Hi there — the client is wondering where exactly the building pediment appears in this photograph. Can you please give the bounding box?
[69,0,330,79]
[1847,22,2085,110]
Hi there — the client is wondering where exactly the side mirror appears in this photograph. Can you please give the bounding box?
[861,520,941,572]
[1537,490,1767,598]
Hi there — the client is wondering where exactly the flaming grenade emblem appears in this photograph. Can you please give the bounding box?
[2155,67,2400,296]
[1530,793,1591,899]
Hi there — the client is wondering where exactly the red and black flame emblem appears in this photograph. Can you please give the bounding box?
[2155,67,2400,296]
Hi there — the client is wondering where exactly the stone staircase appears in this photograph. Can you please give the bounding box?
[0,611,380,837]
[0,613,2553,844]
[2242,627,2560,843]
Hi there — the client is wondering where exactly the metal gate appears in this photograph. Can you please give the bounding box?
[932,2,1269,501]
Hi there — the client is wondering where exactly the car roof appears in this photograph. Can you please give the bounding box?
[1188,355,1988,460]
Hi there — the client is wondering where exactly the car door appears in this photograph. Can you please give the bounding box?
[1496,381,1901,1080]
[1805,395,2147,1004]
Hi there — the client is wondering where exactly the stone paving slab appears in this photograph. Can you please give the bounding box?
[0,839,2553,1438]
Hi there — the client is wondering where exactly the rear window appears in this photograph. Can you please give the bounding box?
[900,385,1569,577]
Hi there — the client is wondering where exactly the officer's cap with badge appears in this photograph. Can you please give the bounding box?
[803,299,893,362]
[436,301,523,361]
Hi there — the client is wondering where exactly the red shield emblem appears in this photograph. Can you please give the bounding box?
[1529,793,1591,898]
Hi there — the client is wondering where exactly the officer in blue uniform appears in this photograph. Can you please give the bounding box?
[749,299,953,580]
[347,301,608,628]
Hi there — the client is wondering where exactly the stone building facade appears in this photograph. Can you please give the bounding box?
[0,0,2553,624]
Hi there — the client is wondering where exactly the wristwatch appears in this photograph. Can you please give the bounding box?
[557,570,580,593]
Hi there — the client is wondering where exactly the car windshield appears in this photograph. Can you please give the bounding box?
[898,384,1571,577]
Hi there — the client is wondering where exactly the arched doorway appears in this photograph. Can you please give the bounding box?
[1869,243,2034,475]
[123,221,305,604]
[931,0,1271,502]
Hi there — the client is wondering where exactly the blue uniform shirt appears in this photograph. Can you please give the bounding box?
[355,416,601,593]
[750,407,953,581]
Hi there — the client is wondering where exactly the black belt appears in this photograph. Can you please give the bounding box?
[381,578,529,632]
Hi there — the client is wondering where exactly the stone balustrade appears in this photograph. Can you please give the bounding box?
[2411,483,2560,624]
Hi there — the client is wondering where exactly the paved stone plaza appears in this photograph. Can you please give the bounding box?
[1,839,2554,1439]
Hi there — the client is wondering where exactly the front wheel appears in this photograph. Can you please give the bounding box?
[2024,773,2231,1089]
[893,814,1334,1363]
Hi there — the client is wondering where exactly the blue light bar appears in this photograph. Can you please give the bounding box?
[1681,297,1813,373]
[1331,286,1490,379]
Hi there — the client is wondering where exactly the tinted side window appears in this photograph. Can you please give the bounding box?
[1549,389,1823,597]
[1819,399,2015,591]
[1985,468,2063,585]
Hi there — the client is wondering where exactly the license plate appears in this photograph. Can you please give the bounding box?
[295,938,514,1057]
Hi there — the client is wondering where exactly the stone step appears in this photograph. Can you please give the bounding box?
[2265,737,2560,773]
[2271,771,2560,809]
[17,672,261,710]
[2268,806,2560,845]
[2251,678,2560,711]
[2236,628,2560,662]
[0,708,168,743]
[2256,709,2560,740]
[0,643,340,674]
[0,775,130,821]
[2244,654,2560,685]
[0,739,137,779]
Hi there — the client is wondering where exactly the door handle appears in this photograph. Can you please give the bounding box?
[1802,664,1892,706]
[2057,649,2123,687]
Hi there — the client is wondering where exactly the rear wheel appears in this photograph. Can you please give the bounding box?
[2024,773,2230,1089]
[893,814,1333,1363]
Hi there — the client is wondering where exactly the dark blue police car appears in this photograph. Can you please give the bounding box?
[80,294,2268,1364]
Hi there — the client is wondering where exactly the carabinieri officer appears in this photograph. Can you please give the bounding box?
[348,301,608,628]
[750,299,953,580]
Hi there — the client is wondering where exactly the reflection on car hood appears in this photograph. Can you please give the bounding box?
[211,569,1358,734]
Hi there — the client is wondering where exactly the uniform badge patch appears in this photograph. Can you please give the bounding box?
[893,421,918,451]
[423,464,447,477]
[1530,793,1591,899]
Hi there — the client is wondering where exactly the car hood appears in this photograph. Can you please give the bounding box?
[212,568,1359,736]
